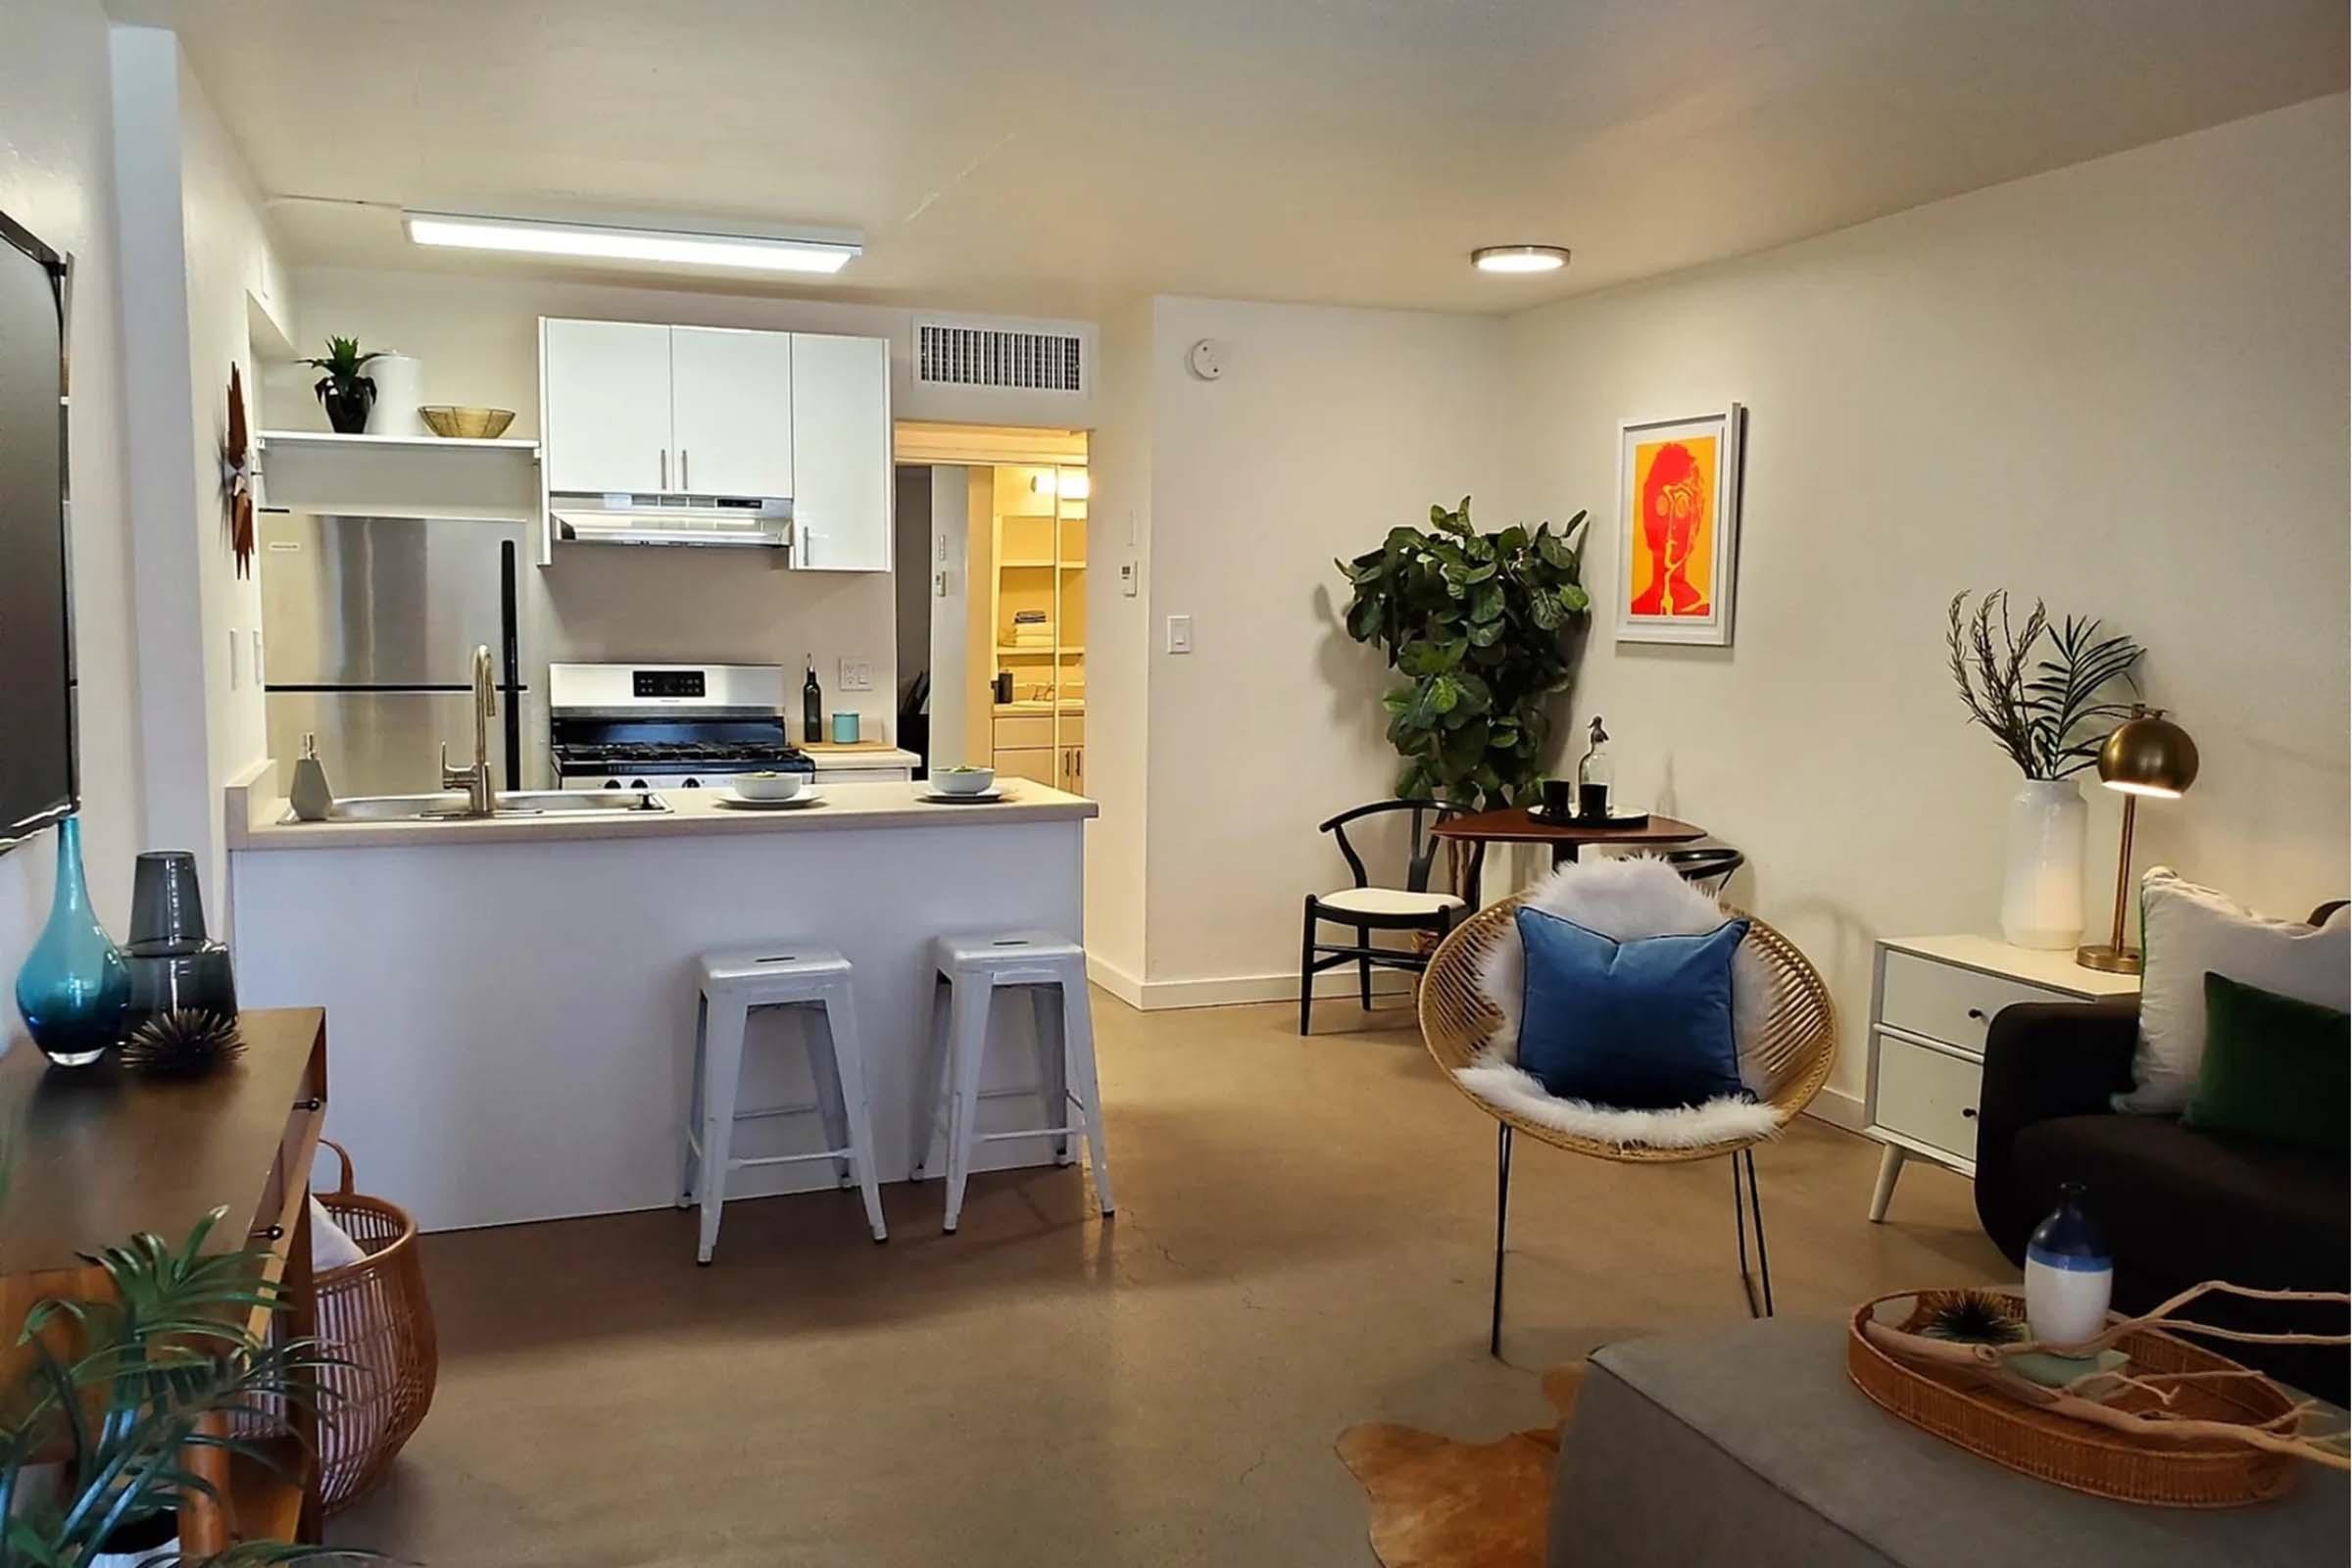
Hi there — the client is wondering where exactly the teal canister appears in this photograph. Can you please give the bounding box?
[831,712,859,744]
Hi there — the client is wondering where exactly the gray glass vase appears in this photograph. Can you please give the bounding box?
[123,851,237,1027]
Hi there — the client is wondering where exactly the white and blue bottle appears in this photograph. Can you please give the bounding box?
[2024,1181,2113,1348]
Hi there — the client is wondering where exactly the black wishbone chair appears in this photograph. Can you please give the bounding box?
[1299,800,1466,1034]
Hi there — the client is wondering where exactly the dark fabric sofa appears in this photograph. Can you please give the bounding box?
[1973,997,2349,1404]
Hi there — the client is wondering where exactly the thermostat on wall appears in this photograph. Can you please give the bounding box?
[1187,338,1224,380]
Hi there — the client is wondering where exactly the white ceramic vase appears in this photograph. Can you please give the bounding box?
[363,353,426,437]
[1999,776,2086,950]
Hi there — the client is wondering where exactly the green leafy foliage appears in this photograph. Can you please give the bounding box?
[295,336,381,400]
[1338,497,1592,807]
[0,1209,372,1567]
[1945,590,2143,779]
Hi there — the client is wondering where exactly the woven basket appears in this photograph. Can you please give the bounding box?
[313,1140,439,1514]
[1846,1291,2299,1506]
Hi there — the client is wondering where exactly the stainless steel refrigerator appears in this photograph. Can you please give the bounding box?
[259,511,533,796]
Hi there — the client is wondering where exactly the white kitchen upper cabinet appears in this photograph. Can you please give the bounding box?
[788,332,891,572]
[542,319,673,494]
[668,325,795,498]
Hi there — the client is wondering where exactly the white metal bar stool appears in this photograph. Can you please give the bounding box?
[680,944,887,1263]
[912,930,1113,1233]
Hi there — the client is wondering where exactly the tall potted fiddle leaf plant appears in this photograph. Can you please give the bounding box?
[1337,497,1592,808]
[1946,590,2143,949]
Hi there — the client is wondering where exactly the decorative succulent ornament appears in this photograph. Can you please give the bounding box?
[1918,1288,2029,1345]
[120,1007,247,1078]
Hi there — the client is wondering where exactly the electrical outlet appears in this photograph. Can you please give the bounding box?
[1166,614,1193,655]
[839,659,874,691]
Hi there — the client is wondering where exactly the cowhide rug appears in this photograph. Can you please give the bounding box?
[1336,1366,1584,1568]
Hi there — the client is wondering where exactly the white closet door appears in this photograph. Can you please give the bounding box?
[669,325,795,497]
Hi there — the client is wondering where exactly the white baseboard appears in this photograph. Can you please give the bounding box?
[1085,953,1146,1009]
[1127,968,1417,1011]
[1803,1087,1865,1132]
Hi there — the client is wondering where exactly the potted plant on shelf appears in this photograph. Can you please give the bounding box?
[1336,497,1592,808]
[1945,590,2143,950]
[296,338,382,435]
[0,1208,365,1566]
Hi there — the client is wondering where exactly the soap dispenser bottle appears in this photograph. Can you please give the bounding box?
[802,656,823,744]
[289,733,335,822]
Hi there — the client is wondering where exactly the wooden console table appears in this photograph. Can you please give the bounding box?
[0,1008,328,1552]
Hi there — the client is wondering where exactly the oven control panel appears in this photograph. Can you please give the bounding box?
[632,669,707,700]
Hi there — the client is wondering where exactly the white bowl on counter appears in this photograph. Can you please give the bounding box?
[930,767,996,796]
[730,771,806,802]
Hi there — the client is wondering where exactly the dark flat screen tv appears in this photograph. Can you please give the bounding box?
[0,208,75,847]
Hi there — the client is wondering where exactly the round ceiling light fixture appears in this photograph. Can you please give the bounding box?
[1471,244,1571,275]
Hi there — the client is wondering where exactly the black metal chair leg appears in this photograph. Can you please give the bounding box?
[1491,1122,1513,1357]
[1298,899,1316,1036]
[1733,1148,1775,1318]
[1357,925,1373,1009]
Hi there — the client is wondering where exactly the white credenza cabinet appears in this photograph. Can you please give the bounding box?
[1863,935,2138,1222]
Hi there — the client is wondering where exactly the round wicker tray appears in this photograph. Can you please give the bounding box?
[1846,1291,2298,1507]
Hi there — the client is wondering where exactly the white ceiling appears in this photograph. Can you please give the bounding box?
[127,0,2346,318]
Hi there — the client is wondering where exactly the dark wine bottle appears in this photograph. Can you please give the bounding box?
[802,656,822,743]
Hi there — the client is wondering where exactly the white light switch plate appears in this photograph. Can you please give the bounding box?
[1166,614,1193,655]
[1120,561,1138,598]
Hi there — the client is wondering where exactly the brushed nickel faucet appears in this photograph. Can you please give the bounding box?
[439,644,498,815]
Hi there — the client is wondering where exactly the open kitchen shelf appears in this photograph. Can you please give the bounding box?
[256,429,541,523]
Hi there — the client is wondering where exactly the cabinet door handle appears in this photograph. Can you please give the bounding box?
[681,448,690,490]
[660,448,669,489]
[1965,1007,1985,1021]
[1960,1107,1979,1120]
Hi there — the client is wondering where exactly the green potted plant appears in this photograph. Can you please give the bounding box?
[1,1208,364,1566]
[1944,590,2142,950]
[1337,497,1592,807]
[296,338,382,435]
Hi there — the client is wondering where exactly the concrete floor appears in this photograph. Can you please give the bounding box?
[332,993,2008,1567]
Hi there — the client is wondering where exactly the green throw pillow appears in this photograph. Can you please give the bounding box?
[2180,971,2350,1152]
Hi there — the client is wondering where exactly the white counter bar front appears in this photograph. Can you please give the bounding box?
[225,772,1097,1232]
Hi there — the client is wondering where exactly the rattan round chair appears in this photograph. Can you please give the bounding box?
[1419,896,1838,1355]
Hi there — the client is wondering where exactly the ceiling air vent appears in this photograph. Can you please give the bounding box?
[915,318,1088,396]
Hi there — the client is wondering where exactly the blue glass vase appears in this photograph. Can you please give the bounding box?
[13,816,131,1066]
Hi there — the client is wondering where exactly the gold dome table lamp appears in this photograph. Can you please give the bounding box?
[2078,705,2199,974]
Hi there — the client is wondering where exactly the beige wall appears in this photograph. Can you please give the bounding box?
[1,0,143,955]
[1508,95,2350,1110]
[1136,296,1530,1002]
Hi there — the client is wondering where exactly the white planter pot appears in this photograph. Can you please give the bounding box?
[364,353,426,437]
[1999,777,2087,950]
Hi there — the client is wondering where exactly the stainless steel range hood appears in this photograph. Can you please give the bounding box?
[551,492,792,549]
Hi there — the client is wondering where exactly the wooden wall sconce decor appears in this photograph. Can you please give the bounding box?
[222,363,255,578]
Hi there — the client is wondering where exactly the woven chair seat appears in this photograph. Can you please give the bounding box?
[1417,895,1838,1164]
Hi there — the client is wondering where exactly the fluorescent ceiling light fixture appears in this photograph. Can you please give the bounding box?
[1471,244,1571,274]
[403,212,860,274]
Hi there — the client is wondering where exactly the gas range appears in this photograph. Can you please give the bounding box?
[547,662,814,792]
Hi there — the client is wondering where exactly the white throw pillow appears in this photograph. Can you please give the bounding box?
[310,1196,369,1272]
[2116,867,2350,1114]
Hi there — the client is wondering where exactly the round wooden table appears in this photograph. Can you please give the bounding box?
[1431,806,1706,906]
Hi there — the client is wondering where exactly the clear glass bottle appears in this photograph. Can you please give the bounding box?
[1576,716,1613,820]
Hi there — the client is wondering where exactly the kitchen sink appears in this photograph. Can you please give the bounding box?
[287,789,669,823]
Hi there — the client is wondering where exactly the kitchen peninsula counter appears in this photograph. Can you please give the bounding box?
[224,766,1096,1233]
[225,775,1093,851]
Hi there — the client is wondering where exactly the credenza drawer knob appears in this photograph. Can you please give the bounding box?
[293,1097,323,1111]
[250,1223,285,1242]
[1960,1107,1979,1120]
[1965,1008,1985,1021]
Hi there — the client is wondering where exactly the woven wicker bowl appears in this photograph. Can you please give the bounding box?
[1417,896,1838,1161]
[418,405,516,439]
[1847,1291,2299,1506]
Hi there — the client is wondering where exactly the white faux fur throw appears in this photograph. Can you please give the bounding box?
[1454,857,1787,1149]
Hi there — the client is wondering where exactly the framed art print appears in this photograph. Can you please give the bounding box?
[1615,404,1743,646]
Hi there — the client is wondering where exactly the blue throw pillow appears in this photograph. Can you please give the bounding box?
[1514,907,1751,1110]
